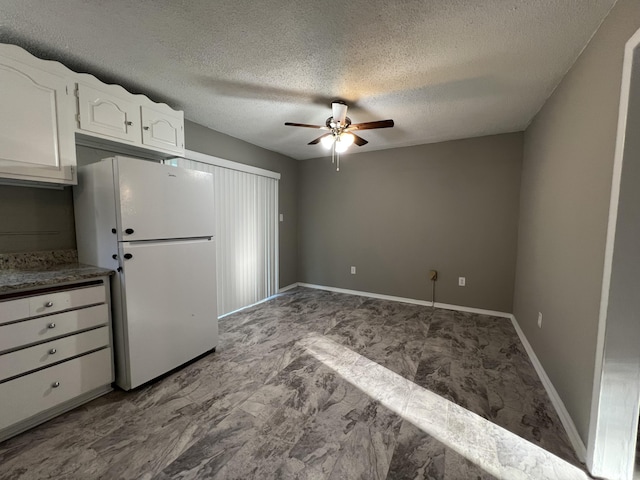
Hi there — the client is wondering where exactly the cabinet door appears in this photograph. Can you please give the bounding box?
[77,84,139,144]
[141,105,184,155]
[0,55,76,183]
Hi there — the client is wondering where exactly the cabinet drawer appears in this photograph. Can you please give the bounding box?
[0,304,108,352]
[0,297,29,325]
[0,348,112,430]
[0,285,106,324]
[0,327,109,381]
[29,285,105,318]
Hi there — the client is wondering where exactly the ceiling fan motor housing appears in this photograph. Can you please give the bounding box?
[326,116,351,130]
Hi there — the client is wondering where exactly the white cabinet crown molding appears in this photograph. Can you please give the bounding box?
[0,44,181,117]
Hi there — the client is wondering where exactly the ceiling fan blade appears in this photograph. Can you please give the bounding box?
[332,102,348,125]
[308,133,332,145]
[351,133,368,146]
[349,119,394,131]
[285,122,329,129]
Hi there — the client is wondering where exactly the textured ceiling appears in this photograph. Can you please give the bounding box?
[0,0,616,160]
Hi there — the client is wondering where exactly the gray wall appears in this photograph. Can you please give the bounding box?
[184,120,299,289]
[0,185,76,253]
[298,133,523,313]
[513,0,640,444]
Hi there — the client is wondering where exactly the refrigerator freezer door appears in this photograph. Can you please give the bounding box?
[115,157,214,241]
[118,238,218,389]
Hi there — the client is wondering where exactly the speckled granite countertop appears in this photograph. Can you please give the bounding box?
[0,250,114,294]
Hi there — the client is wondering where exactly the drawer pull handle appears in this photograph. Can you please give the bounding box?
[125,121,133,126]
[49,348,57,354]
[45,301,53,308]
[48,323,56,329]
[52,381,60,388]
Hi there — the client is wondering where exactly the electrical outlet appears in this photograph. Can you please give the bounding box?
[279,214,284,222]
[429,270,438,281]
[458,277,466,287]
[350,266,356,275]
[537,312,543,328]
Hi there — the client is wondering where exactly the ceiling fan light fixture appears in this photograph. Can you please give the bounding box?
[334,140,348,153]
[341,132,355,146]
[335,133,354,153]
[320,134,335,149]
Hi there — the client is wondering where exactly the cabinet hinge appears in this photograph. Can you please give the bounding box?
[76,114,81,123]
[74,87,80,98]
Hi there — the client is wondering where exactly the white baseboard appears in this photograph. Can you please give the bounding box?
[278,283,299,293]
[220,284,301,318]
[296,282,511,319]
[218,295,274,319]
[510,314,587,462]
[433,300,511,319]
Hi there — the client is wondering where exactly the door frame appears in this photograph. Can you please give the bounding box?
[587,26,640,480]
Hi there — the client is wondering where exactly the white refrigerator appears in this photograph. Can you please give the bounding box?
[73,156,218,390]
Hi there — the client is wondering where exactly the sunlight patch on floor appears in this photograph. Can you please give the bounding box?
[300,334,590,480]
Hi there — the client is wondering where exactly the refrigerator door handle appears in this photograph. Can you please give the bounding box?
[121,236,213,246]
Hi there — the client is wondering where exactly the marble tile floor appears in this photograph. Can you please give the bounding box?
[0,287,592,479]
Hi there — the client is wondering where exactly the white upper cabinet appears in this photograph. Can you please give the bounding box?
[0,43,185,186]
[141,105,184,154]
[0,47,76,184]
[77,84,139,144]
[74,79,185,157]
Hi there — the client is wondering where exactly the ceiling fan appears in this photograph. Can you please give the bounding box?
[285,101,394,171]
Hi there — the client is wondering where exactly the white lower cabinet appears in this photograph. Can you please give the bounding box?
[0,278,114,441]
[0,348,112,430]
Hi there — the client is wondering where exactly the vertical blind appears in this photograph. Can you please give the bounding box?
[169,157,279,317]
